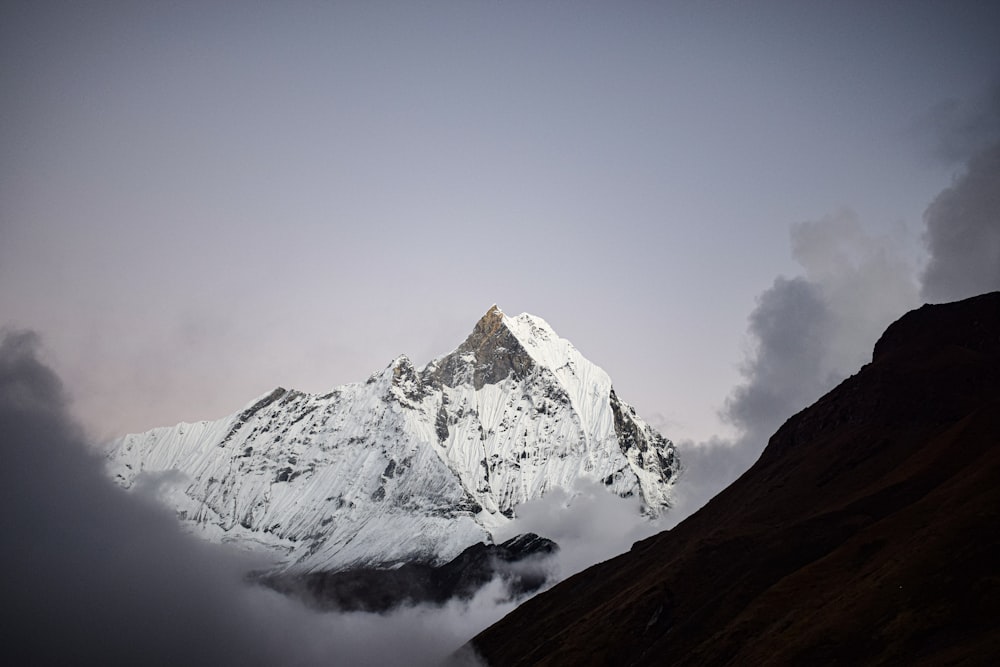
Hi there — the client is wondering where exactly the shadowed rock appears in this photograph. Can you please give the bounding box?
[265,533,557,613]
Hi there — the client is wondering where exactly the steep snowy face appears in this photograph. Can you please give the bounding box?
[421,306,677,515]
[107,306,679,572]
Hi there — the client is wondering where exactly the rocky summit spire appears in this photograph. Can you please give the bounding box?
[470,305,506,342]
[429,305,535,390]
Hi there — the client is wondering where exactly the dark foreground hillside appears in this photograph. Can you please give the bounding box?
[472,292,1000,666]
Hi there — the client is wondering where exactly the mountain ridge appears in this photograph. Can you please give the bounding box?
[106,306,679,573]
[471,291,1000,665]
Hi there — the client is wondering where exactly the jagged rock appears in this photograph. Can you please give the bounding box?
[106,306,679,573]
[265,533,558,612]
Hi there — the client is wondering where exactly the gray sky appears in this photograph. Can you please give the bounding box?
[2,1,998,446]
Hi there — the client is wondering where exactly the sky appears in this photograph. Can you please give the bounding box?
[2,2,999,664]
[2,1,998,449]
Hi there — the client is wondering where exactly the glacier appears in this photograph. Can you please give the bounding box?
[106,306,680,572]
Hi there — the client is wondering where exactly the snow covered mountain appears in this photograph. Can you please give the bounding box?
[106,306,679,573]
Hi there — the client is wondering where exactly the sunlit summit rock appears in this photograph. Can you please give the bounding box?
[107,306,680,572]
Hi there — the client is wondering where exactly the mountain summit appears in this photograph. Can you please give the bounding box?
[107,307,679,572]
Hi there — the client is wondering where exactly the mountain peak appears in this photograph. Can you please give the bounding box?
[472,304,508,340]
[107,306,679,573]
[429,306,533,391]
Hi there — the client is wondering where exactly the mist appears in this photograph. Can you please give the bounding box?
[495,479,665,580]
[0,329,507,666]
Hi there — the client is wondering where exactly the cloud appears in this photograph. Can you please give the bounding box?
[0,329,505,666]
[921,82,1000,164]
[495,478,663,578]
[920,140,1000,303]
[669,83,999,526]
[722,276,830,443]
[668,212,919,523]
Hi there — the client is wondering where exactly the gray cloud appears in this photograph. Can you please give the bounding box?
[722,276,830,442]
[665,277,831,524]
[0,330,505,666]
[921,83,1000,164]
[669,86,1000,525]
[668,213,919,523]
[920,140,1000,303]
[1,330,279,665]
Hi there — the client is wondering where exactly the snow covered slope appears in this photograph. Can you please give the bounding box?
[106,306,679,572]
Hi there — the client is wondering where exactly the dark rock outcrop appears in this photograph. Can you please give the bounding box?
[265,533,557,613]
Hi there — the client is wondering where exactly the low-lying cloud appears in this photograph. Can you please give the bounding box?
[495,478,664,579]
[0,330,505,666]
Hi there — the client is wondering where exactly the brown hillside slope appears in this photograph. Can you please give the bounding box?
[472,292,1000,666]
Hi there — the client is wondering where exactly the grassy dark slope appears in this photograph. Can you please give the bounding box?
[472,292,1000,666]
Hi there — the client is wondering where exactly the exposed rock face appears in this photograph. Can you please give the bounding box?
[471,292,1000,666]
[428,305,536,390]
[106,306,679,573]
[266,533,557,613]
[609,389,678,493]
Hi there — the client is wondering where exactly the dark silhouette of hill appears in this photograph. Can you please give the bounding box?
[472,292,1000,666]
